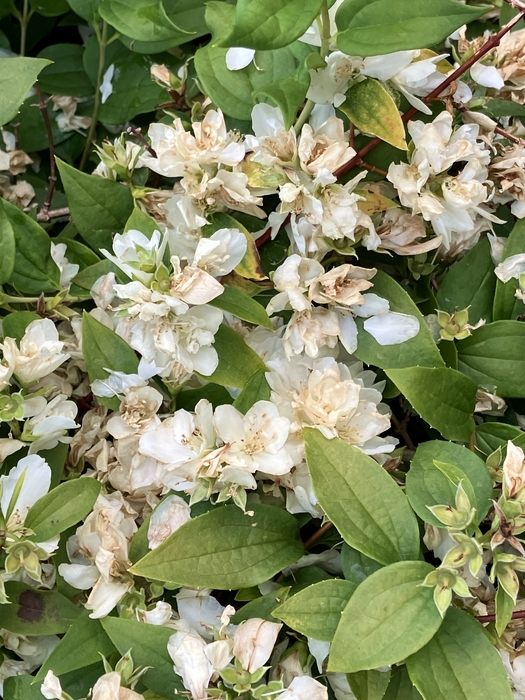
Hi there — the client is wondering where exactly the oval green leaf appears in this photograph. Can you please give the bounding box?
[129,504,305,589]
[406,607,513,700]
[305,428,420,565]
[273,579,357,641]
[328,562,442,673]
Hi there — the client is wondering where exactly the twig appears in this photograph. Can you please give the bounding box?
[334,5,525,180]
[37,207,70,223]
[304,521,334,549]
[469,433,476,452]
[126,127,157,158]
[357,159,388,176]
[476,609,525,623]
[391,413,416,451]
[33,84,57,221]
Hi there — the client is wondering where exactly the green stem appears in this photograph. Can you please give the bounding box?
[80,21,108,171]
[293,0,330,135]
[294,99,315,134]
[320,0,331,59]
[19,0,31,56]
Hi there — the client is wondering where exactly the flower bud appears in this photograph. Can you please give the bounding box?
[427,482,476,530]
[441,533,483,578]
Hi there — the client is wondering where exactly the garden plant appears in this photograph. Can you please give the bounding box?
[3,0,525,698]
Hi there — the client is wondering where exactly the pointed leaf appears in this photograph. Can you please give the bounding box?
[329,562,442,672]
[406,607,513,700]
[273,579,357,641]
[0,57,52,125]
[339,79,407,150]
[129,504,305,589]
[305,429,420,565]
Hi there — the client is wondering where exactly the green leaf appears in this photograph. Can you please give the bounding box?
[196,8,307,122]
[35,610,116,681]
[67,0,100,21]
[475,422,525,456]
[37,44,93,97]
[339,79,407,150]
[385,367,477,442]
[254,73,310,130]
[203,212,266,282]
[86,41,171,125]
[82,312,139,410]
[204,324,266,390]
[55,237,100,270]
[2,582,80,635]
[486,99,525,118]
[125,206,159,237]
[219,0,323,50]
[177,383,234,412]
[0,57,52,126]
[340,543,383,585]
[304,429,420,565]
[348,669,391,700]
[493,218,525,321]
[70,259,128,298]
[383,668,422,700]
[0,199,16,285]
[233,368,271,414]
[98,0,191,43]
[457,321,525,398]
[2,200,60,294]
[496,585,515,638]
[231,586,291,624]
[354,271,444,369]
[129,504,305,589]
[56,158,134,252]
[335,0,487,57]
[406,440,492,527]
[30,0,70,15]
[436,238,496,325]
[4,675,46,700]
[25,478,101,542]
[328,562,442,672]
[405,607,513,700]
[101,617,185,696]
[208,285,272,328]
[273,579,357,641]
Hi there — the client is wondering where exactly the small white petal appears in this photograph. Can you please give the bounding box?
[226,47,256,71]
[470,62,505,89]
[363,312,420,345]
[100,64,115,104]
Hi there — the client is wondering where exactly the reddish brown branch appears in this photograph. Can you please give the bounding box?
[476,609,525,623]
[304,521,334,549]
[33,84,57,222]
[334,6,525,180]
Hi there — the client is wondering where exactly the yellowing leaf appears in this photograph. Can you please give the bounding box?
[355,189,399,216]
[339,78,408,151]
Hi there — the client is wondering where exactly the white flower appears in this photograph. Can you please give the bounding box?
[361,50,449,115]
[92,358,159,398]
[192,228,247,277]
[470,61,505,89]
[282,308,340,358]
[100,64,115,104]
[308,264,375,307]
[102,229,167,286]
[226,47,256,70]
[168,624,213,700]
[91,671,144,700]
[500,649,525,699]
[246,104,298,168]
[1,318,70,386]
[214,401,294,476]
[106,385,163,439]
[51,95,92,132]
[23,394,78,453]
[0,455,50,530]
[307,52,361,107]
[41,670,65,700]
[143,110,244,177]
[495,253,525,283]
[147,494,191,549]
[176,588,226,640]
[277,676,328,700]
[362,311,420,345]
[232,618,282,673]
[267,255,324,314]
[298,115,355,176]
[502,441,525,500]
[50,242,79,288]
